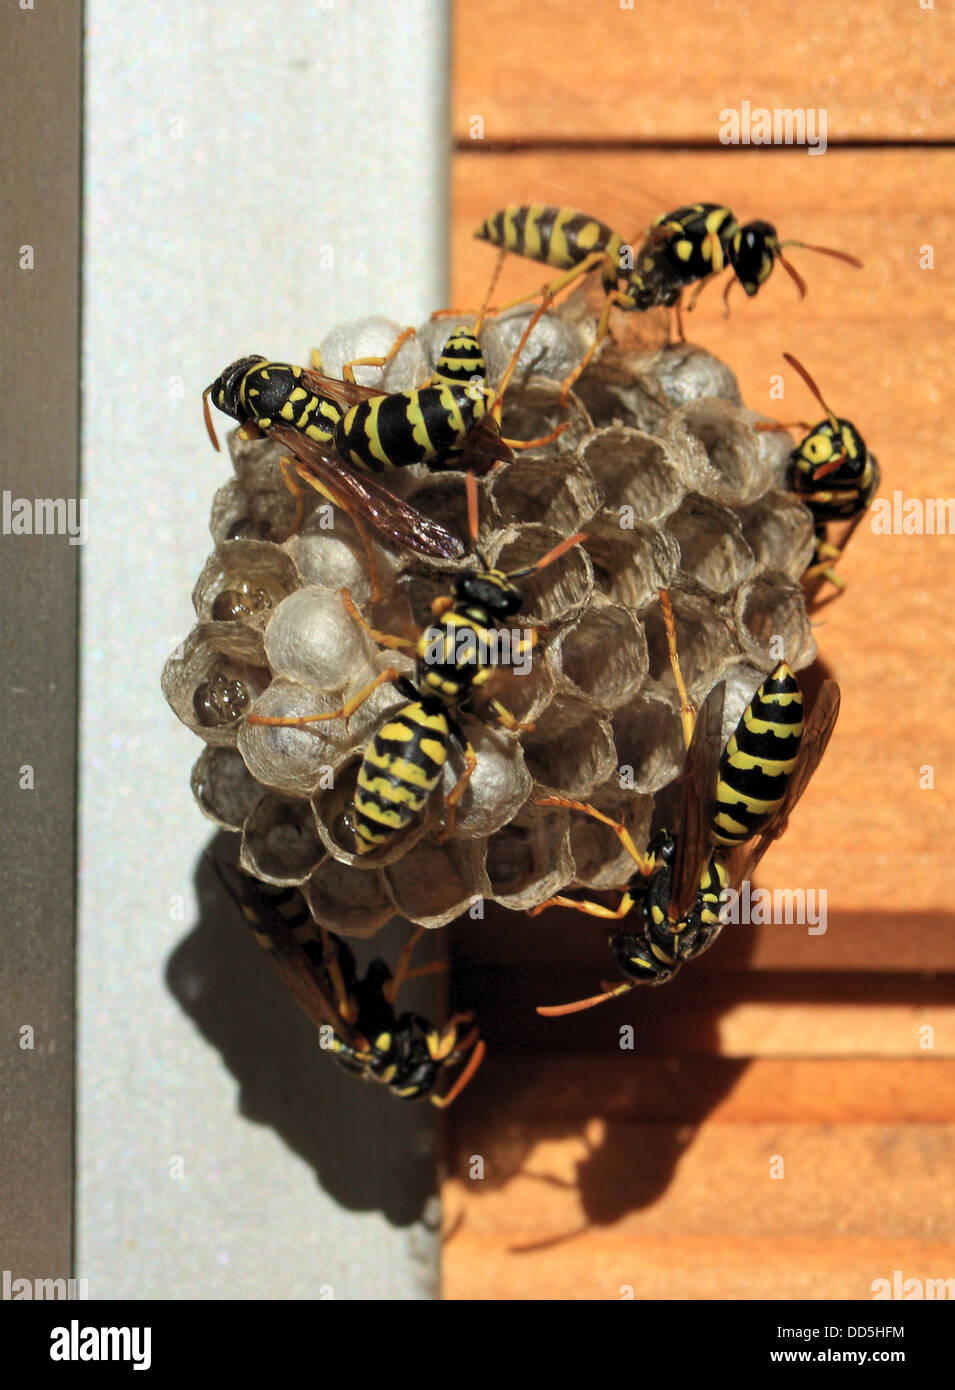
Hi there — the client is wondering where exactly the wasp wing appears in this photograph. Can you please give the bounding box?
[727,679,841,887]
[266,421,466,560]
[211,857,361,1047]
[669,681,725,923]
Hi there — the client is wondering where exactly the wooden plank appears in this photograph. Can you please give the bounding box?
[452,0,954,143]
[444,1059,955,1299]
[448,1057,955,1125]
[449,148,955,939]
[448,960,955,1057]
[444,1233,955,1301]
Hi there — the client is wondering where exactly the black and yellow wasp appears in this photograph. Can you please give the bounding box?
[474,202,861,399]
[532,590,840,1013]
[758,353,879,606]
[247,473,587,856]
[213,858,485,1106]
[202,303,558,570]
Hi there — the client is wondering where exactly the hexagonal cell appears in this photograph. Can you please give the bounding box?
[667,399,772,507]
[303,856,396,939]
[192,543,298,629]
[438,719,533,840]
[286,505,395,602]
[162,628,270,748]
[238,677,359,799]
[316,315,427,391]
[581,426,685,524]
[736,490,815,582]
[734,571,816,670]
[560,791,655,891]
[490,524,593,624]
[264,586,379,690]
[579,512,680,611]
[747,412,797,489]
[384,837,490,929]
[558,596,648,710]
[480,307,592,392]
[520,691,617,796]
[497,378,594,458]
[641,588,738,704]
[669,494,756,596]
[610,694,687,797]
[209,437,300,545]
[190,746,263,831]
[240,794,324,884]
[487,453,601,536]
[485,802,574,909]
[575,342,739,436]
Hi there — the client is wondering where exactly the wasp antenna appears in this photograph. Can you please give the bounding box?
[782,353,840,432]
[507,531,588,580]
[781,239,863,270]
[433,1037,486,1108]
[775,250,808,300]
[537,980,636,1017]
[202,386,221,452]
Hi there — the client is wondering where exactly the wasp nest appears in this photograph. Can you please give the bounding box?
[163,303,815,933]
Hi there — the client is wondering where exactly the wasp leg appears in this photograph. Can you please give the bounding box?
[658,587,696,751]
[338,587,417,651]
[247,665,400,729]
[489,249,611,319]
[489,697,534,734]
[436,742,479,841]
[291,464,383,600]
[278,455,308,534]
[527,890,636,920]
[341,325,417,385]
[555,288,631,407]
[320,927,360,1025]
[381,926,427,1004]
[532,794,652,875]
[431,1035,486,1108]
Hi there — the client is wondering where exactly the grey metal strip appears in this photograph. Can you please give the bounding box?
[0,0,82,1285]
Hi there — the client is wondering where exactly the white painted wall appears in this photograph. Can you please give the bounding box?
[80,0,449,1299]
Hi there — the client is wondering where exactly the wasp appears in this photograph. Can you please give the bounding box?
[474,202,861,400]
[532,590,840,1012]
[758,353,879,606]
[202,300,560,578]
[247,473,587,856]
[214,859,485,1106]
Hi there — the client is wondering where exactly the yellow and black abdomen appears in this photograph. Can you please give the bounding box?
[352,699,451,853]
[334,383,486,471]
[711,664,804,847]
[476,204,620,274]
[432,327,486,390]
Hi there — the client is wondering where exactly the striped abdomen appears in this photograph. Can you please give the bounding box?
[238,361,342,443]
[476,204,622,275]
[710,664,804,847]
[352,700,450,853]
[432,327,486,390]
[334,383,486,471]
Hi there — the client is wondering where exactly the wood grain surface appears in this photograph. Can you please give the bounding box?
[445,4,954,1302]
